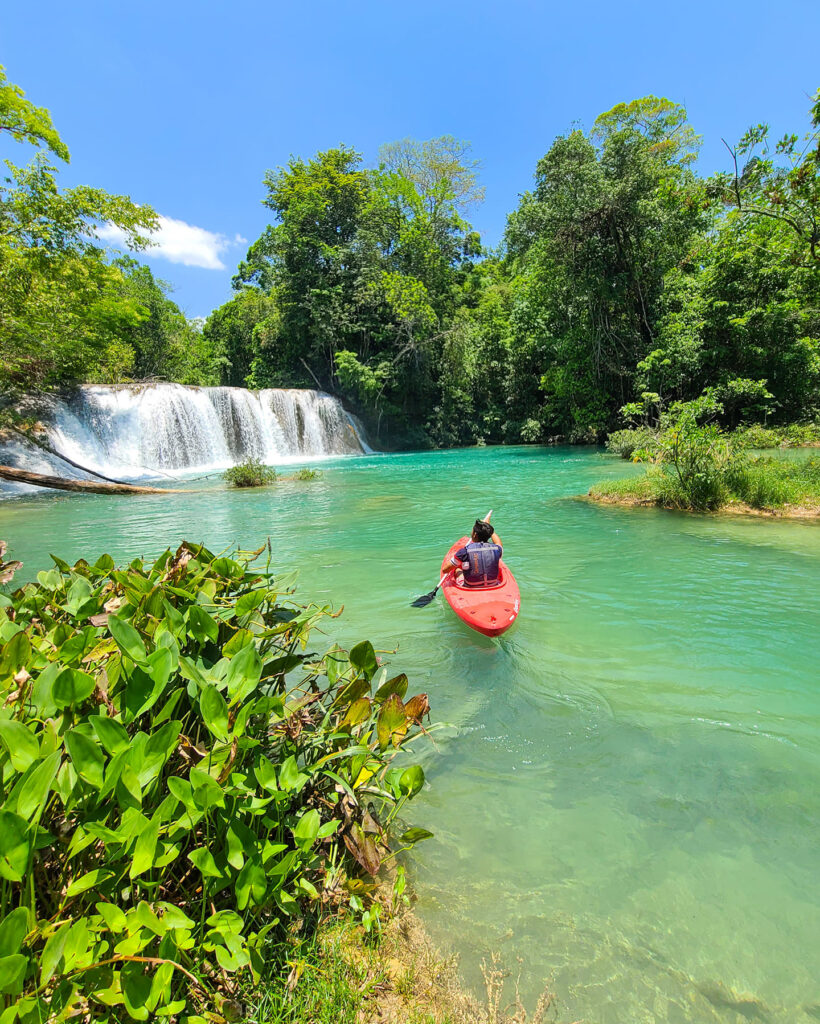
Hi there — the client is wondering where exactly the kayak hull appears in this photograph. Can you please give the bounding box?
[440,538,520,638]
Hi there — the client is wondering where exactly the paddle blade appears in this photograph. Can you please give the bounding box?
[411,588,438,608]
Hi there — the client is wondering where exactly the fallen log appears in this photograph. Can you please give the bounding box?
[8,426,135,485]
[0,465,184,495]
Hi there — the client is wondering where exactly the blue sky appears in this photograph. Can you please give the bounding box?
[2,0,818,318]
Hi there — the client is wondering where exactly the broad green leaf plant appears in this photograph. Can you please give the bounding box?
[0,541,432,1022]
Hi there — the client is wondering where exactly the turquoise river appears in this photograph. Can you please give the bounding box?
[2,447,818,1024]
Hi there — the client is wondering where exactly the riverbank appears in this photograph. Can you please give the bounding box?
[588,454,820,517]
[586,479,820,518]
[259,907,555,1024]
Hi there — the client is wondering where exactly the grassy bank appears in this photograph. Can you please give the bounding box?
[589,456,820,515]
[249,909,558,1024]
[595,397,820,515]
[247,912,464,1024]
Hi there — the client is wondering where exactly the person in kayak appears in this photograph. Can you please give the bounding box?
[450,519,503,587]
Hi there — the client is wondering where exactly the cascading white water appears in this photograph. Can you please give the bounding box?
[10,384,371,484]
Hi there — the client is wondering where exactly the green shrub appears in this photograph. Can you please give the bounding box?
[784,422,820,446]
[292,468,322,481]
[653,407,734,510]
[0,542,431,1020]
[519,418,542,444]
[567,424,601,445]
[735,424,784,450]
[605,427,658,460]
[735,422,820,450]
[224,458,277,487]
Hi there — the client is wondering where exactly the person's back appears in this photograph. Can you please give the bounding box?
[452,519,502,586]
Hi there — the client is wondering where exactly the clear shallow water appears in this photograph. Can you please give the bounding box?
[2,447,819,1023]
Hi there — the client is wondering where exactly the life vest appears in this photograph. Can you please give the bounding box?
[458,541,502,586]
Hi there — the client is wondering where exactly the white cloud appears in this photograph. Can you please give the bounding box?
[98,215,247,271]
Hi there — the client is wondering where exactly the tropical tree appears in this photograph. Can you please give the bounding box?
[505,97,710,438]
[0,67,158,399]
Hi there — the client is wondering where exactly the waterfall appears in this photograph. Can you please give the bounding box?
[4,384,371,487]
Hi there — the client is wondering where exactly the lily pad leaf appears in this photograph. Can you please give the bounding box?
[377,693,408,750]
[0,908,28,958]
[374,673,408,703]
[200,685,229,741]
[0,721,39,773]
[399,764,425,797]
[0,811,30,882]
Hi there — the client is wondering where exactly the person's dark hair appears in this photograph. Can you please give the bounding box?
[472,520,494,542]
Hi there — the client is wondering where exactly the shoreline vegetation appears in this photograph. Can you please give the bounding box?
[589,408,820,517]
[584,484,820,519]
[266,908,558,1024]
[0,540,449,1023]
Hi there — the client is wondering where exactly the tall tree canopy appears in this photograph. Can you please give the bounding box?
[2,69,818,451]
[202,93,819,446]
[221,138,482,443]
[0,67,212,404]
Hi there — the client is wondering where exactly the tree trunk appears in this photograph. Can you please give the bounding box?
[9,427,155,485]
[0,465,184,495]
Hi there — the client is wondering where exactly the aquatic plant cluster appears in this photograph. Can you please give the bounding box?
[0,542,431,1021]
[222,460,324,487]
[223,458,277,487]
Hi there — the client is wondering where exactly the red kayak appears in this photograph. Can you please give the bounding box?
[440,538,520,638]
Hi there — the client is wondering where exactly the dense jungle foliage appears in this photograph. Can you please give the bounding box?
[2,65,818,447]
[0,540,432,1022]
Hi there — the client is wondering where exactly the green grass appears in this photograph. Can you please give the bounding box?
[244,919,465,1024]
[728,455,820,509]
[589,472,662,502]
[591,456,820,512]
[246,928,376,1024]
[291,467,322,481]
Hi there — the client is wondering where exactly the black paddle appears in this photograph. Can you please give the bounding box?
[411,510,493,608]
[411,572,449,608]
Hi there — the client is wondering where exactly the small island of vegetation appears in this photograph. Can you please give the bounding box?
[588,390,820,515]
[223,460,323,488]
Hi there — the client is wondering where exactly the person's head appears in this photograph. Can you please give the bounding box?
[471,519,494,543]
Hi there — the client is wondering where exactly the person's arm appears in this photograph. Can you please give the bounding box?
[491,531,501,546]
[450,546,468,572]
